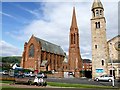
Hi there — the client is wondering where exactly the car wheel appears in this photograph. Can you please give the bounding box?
[108,79,112,82]
[96,78,99,82]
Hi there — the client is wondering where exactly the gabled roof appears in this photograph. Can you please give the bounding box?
[34,37,65,56]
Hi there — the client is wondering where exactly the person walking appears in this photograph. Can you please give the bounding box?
[38,77,44,86]
[34,76,38,86]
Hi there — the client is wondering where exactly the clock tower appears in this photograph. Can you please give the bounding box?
[91,0,109,79]
[68,7,82,71]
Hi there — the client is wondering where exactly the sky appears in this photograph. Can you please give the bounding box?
[1,0,119,60]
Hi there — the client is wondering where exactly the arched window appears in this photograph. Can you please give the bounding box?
[95,22,100,29]
[102,60,104,66]
[95,22,98,28]
[100,10,102,15]
[95,45,97,49]
[74,33,75,44]
[29,44,34,57]
[98,22,100,28]
[96,10,99,16]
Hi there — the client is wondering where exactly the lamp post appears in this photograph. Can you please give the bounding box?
[111,58,114,87]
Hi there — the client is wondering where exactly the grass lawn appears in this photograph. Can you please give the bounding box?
[47,82,119,89]
[0,80,119,90]
[0,80,14,84]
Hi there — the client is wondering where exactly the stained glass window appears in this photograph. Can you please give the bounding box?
[29,44,34,57]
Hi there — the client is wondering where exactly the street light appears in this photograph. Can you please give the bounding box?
[111,58,114,87]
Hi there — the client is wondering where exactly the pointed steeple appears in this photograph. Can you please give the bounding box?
[92,0,103,11]
[71,7,78,28]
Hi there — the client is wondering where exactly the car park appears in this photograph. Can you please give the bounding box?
[94,74,114,82]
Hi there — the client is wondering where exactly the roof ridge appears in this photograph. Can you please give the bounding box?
[34,36,61,47]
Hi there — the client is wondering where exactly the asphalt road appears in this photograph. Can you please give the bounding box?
[46,78,120,87]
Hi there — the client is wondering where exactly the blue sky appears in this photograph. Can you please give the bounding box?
[1,0,119,59]
[2,2,43,47]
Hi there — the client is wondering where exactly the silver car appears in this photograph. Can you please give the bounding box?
[94,75,114,82]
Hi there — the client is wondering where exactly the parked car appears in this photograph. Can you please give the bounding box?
[24,72,35,77]
[68,72,73,75]
[94,75,114,82]
[37,73,47,78]
[2,70,9,75]
[14,76,47,86]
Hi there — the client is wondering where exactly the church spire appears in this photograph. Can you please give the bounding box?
[92,0,103,11]
[71,7,78,28]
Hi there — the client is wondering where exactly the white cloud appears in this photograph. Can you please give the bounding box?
[16,4,40,18]
[0,11,17,19]
[0,40,21,56]
[5,1,118,59]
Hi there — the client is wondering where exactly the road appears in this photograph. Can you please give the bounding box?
[46,78,120,87]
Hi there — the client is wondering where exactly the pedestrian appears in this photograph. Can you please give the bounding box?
[34,76,38,86]
[38,77,44,86]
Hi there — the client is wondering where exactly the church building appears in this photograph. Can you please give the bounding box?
[20,35,65,72]
[107,35,120,79]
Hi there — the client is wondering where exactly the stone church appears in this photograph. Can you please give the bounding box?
[20,35,65,72]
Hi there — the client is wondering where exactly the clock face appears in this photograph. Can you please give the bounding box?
[114,41,120,51]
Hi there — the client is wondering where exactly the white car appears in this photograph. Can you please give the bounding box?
[24,72,35,77]
[95,75,114,82]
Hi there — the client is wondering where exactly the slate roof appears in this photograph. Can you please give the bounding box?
[35,37,65,56]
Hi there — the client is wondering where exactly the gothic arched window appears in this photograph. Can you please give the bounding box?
[29,44,34,57]
[74,33,75,44]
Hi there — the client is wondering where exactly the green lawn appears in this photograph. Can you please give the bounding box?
[47,82,119,89]
[0,80,119,90]
[0,80,13,84]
